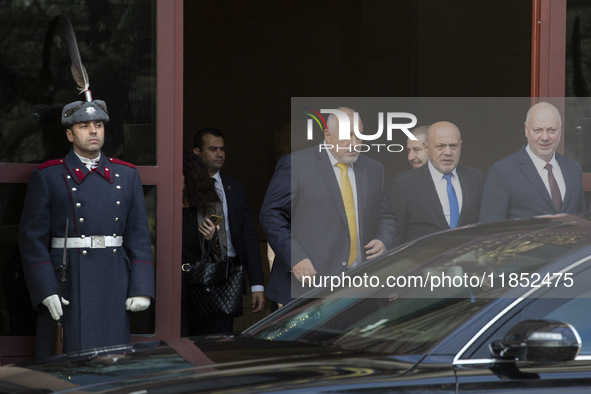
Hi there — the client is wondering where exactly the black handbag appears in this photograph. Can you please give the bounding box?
[182,229,228,286]
[188,258,244,318]
[182,228,244,318]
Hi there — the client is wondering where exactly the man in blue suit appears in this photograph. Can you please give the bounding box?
[480,102,587,222]
[260,107,397,306]
[193,128,265,332]
[19,99,155,360]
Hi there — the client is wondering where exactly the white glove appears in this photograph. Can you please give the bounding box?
[42,294,70,321]
[125,296,151,312]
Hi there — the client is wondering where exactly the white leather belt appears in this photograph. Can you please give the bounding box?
[51,236,123,249]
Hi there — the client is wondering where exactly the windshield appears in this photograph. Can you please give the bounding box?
[249,296,491,354]
[247,216,591,355]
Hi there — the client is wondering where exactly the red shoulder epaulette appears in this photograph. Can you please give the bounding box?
[108,157,136,169]
[37,159,65,171]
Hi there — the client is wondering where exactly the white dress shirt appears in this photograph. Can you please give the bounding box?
[427,161,463,227]
[525,144,566,201]
[74,151,101,170]
[212,171,264,293]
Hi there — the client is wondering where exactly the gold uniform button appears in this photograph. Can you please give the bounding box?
[81,235,86,239]
[116,185,121,190]
[79,218,84,223]
[82,250,87,255]
[67,175,71,179]
[113,234,117,237]
[115,217,119,222]
[113,249,117,253]
[76,203,81,208]
[72,188,77,191]
[116,174,120,177]
[117,201,121,205]
[342,262,347,266]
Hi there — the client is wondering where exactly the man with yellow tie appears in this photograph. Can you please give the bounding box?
[261,107,397,305]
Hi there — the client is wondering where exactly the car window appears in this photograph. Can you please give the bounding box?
[297,221,591,302]
[249,219,591,356]
[465,266,591,359]
[542,291,591,355]
[248,295,493,355]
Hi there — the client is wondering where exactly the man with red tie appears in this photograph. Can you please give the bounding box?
[480,102,587,222]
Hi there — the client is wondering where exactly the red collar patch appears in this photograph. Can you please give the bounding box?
[72,167,86,182]
[100,167,113,182]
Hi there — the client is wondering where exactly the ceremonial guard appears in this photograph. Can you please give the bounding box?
[18,15,155,360]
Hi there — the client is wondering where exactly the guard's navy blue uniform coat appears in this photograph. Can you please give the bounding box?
[19,150,155,360]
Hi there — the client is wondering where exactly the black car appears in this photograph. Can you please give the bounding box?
[2,214,591,393]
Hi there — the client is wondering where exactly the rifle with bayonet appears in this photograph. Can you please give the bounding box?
[53,218,68,355]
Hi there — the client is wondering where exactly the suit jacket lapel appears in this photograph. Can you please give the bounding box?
[457,166,470,225]
[518,147,556,212]
[419,165,449,229]
[354,159,367,242]
[316,149,348,228]
[220,174,235,228]
[555,154,571,213]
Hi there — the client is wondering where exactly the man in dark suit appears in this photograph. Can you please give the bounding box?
[480,102,587,222]
[260,107,397,306]
[193,128,265,332]
[389,121,484,246]
[407,125,430,169]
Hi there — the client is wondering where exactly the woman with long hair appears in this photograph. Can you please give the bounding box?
[181,151,226,336]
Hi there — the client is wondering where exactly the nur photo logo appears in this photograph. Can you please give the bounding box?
[303,108,418,153]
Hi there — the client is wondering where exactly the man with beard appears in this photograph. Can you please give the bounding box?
[407,125,429,169]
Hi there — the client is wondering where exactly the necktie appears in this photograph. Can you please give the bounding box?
[545,163,562,212]
[336,163,357,266]
[211,178,221,199]
[443,173,459,229]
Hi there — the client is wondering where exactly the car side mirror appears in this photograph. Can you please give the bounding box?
[490,320,581,362]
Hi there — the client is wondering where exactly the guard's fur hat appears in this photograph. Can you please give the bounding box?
[61,100,109,126]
